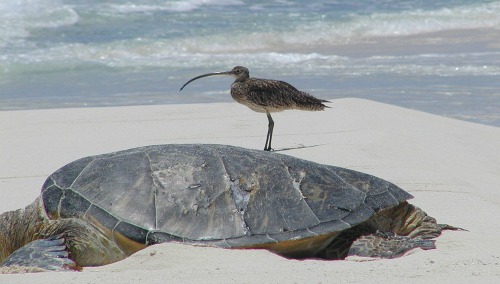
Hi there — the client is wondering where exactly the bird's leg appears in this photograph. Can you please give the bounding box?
[264,112,274,151]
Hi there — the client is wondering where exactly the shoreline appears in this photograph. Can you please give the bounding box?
[304,27,500,57]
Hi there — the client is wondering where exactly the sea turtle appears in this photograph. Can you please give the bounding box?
[0,144,459,272]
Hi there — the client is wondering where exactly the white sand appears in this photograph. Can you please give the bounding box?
[1,99,499,283]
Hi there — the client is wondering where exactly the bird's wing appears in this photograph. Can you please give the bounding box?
[245,78,326,110]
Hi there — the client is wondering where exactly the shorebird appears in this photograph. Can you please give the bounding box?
[180,66,329,151]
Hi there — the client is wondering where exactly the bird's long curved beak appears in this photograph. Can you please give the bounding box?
[179,71,232,91]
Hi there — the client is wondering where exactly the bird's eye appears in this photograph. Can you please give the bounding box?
[235,69,241,73]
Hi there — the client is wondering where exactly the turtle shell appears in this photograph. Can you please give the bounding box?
[40,144,412,257]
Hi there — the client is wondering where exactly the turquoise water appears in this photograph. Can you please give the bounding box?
[1,0,499,126]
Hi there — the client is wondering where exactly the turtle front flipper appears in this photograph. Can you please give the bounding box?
[0,234,80,273]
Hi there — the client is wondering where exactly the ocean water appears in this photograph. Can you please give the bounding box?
[1,0,499,126]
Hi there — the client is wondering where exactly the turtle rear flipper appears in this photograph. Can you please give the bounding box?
[347,231,436,259]
[1,235,80,272]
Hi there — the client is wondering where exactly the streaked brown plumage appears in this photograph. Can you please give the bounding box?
[180,66,329,151]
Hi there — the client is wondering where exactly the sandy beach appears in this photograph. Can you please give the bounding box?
[1,98,499,283]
